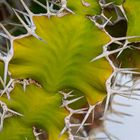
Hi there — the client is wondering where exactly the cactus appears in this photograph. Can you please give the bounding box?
[0,0,140,140]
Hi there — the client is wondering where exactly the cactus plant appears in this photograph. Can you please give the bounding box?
[0,0,140,140]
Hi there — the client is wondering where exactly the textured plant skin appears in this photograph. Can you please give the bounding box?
[124,0,140,36]
[11,15,111,103]
[0,0,140,140]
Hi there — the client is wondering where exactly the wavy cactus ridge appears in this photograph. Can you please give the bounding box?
[0,0,140,140]
[0,117,35,140]
[0,84,67,140]
[9,14,111,104]
[0,0,113,139]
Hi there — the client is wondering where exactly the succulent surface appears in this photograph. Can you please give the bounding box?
[0,0,140,140]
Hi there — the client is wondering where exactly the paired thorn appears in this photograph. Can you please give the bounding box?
[0,101,23,131]
[118,5,128,21]
[57,0,75,15]
[20,0,33,16]
[59,90,74,99]
[13,8,43,41]
[46,0,56,18]
[88,15,112,30]
[91,35,140,62]
[61,96,84,107]
[76,104,95,133]
[0,78,14,98]
[0,23,13,40]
